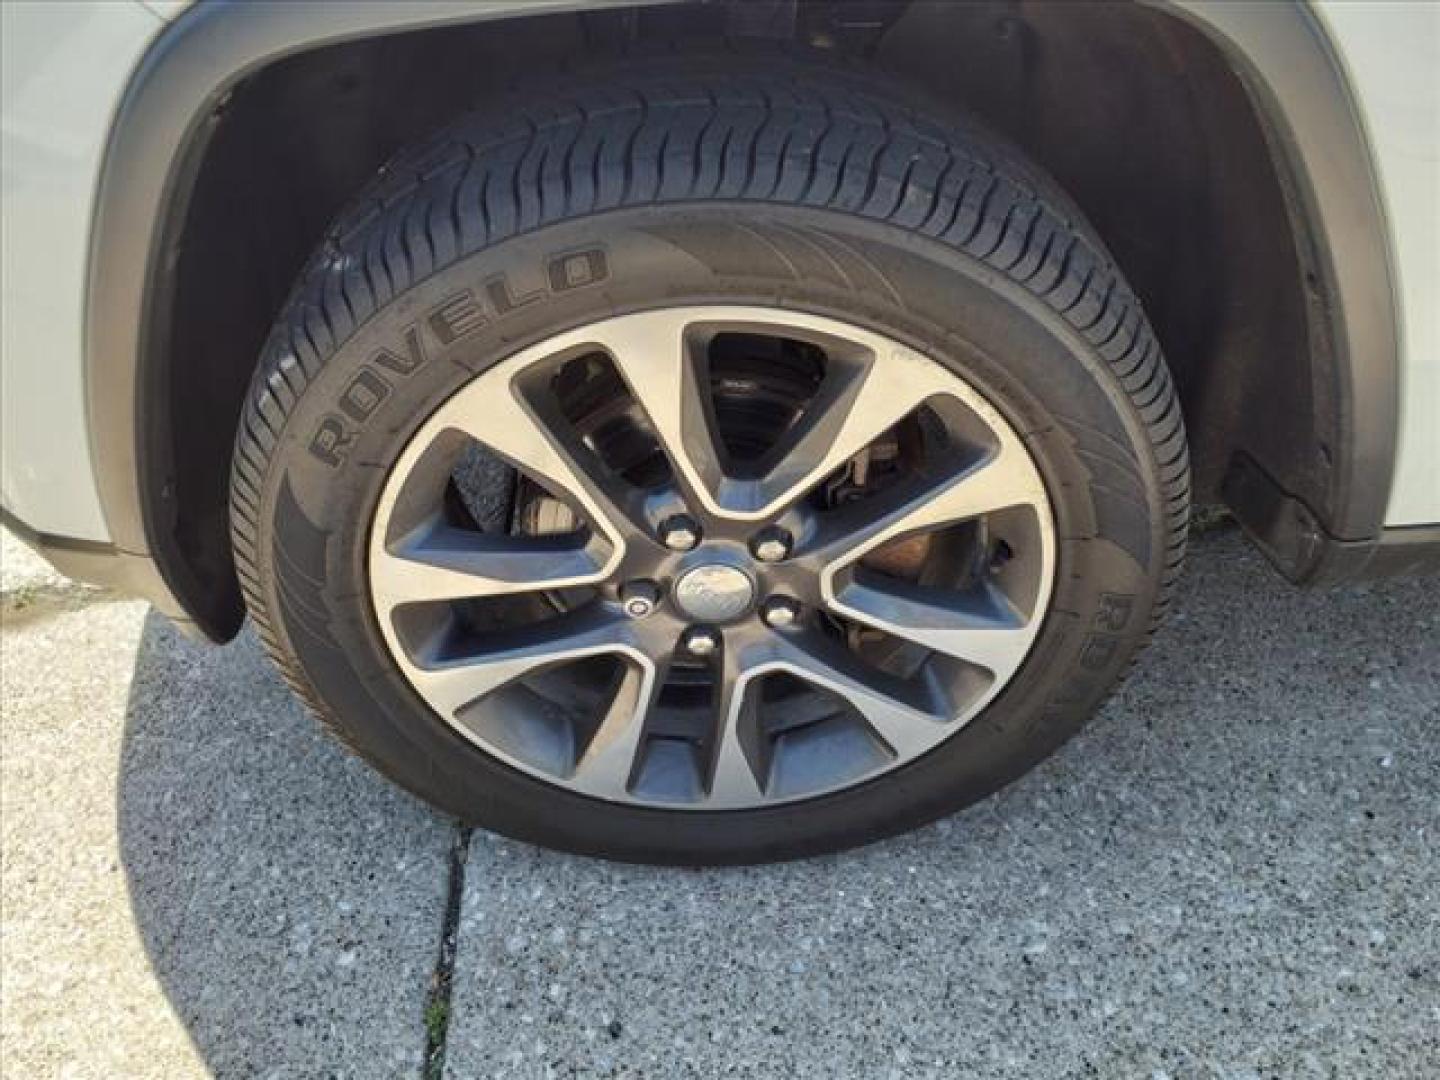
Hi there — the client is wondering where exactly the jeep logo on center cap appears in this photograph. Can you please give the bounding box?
[673,564,757,624]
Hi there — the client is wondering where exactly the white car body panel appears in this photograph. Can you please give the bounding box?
[1316,1,1440,527]
[0,0,160,541]
[0,0,1435,547]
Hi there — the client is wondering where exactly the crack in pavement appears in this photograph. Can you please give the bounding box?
[422,824,474,1079]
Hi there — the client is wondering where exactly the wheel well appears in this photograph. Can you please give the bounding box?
[152,0,1340,638]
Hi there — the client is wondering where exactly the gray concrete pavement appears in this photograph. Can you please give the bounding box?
[2,584,451,1077]
[2,599,210,1078]
[2,528,1437,1078]
[444,532,1439,1079]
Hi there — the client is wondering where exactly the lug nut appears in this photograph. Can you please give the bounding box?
[620,580,661,619]
[659,514,701,552]
[681,626,721,657]
[760,596,802,629]
[750,526,792,563]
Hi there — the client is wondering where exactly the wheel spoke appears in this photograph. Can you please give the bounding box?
[830,577,1033,675]
[406,606,638,716]
[568,660,662,799]
[703,646,769,805]
[746,343,955,515]
[435,369,636,550]
[811,438,1044,675]
[813,437,1045,576]
[764,631,944,759]
[595,311,957,519]
[373,524,609,612]
[588,309,730,509]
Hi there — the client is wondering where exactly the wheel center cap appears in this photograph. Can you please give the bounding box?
[674,564,756,623]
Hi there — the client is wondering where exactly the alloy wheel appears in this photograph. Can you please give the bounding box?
[369,307,1055,809]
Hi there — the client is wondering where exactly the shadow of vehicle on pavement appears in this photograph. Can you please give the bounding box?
[117,612,453,1077]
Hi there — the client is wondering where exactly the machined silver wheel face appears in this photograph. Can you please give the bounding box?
[369,307,1055,810]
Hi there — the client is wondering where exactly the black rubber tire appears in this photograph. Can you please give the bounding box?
[230,56,1188,864]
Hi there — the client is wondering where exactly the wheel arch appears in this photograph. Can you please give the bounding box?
[83,0,1400,640]
[1156,0,1402,580]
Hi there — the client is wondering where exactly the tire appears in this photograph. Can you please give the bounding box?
[230,56,1188,864]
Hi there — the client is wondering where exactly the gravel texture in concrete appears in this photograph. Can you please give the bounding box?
[2,582,453,1078]
[444,531,1440,1079]
[2,600,208,1078]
